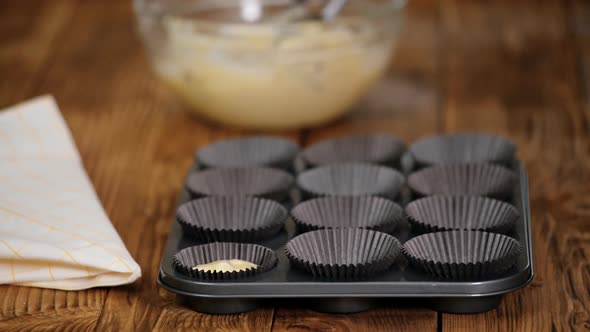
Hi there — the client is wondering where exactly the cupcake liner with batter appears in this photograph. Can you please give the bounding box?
[173,242,278,281]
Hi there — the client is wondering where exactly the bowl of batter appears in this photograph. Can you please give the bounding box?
[134,0,406,129]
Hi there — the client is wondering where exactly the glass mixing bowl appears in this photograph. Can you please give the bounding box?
[134,0,406,130]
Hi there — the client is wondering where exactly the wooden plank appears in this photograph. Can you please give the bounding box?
[0,308,101,332]
[272,307,437,332]
[571,0,590,132]
[151,305,276,332]
[0,0,75,106]
[272,1,441,331]
[0,286,105,332]
[440,1,590,331]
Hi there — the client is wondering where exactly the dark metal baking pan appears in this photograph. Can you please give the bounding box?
[158,160,533,315]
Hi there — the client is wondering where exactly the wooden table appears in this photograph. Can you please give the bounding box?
[1,0,589,331]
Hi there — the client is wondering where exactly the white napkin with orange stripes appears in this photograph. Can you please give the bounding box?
[0,96,141,290]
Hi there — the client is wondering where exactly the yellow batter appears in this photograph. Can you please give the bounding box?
[153,17,394,129]
[193,259,258,273]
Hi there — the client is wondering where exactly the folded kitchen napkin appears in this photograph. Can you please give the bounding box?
[0,96,141,290]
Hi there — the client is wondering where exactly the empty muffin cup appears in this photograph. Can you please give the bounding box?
[285,228,401,280]
[409,133,516,167]
[408,163,517,199]
[402,230,521,280]
[185,167,294,201]
[291,196,405,234]
[301,134,406,168]
[173,242,278,280]
[296,163,405,200]
[405,195,519,234]
[196,136,299,170]
[177,196,288,242]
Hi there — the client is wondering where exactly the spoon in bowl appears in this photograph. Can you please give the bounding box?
[270,0,349,23]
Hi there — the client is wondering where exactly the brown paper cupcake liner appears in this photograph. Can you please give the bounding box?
[405,195,519,234]
[196,136,299,170]
[285,228,401,280]
[301,134,406,168]
[173,242,278,281]
[185,167,294,201]
[176,196,288,242]
[402,230,521,280]
[291,196,405,234]
[296,163,405,200]
[408,163,517,199]
[409,133,516,168]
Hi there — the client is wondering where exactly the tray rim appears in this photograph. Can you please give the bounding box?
[157,162,534,299]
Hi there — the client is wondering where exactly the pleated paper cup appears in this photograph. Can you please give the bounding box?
[402,230,521,280]
[301,134,406,168]
[196,136,299,170]
[296,163,405,200]
[291,196,405,234]
[285,228,401,280]
[408,163,517,199]
[409,133,516,167]
[405,195,519,234]
[185,167,294,201]
[176,196,288,242]
[173,242,278,281]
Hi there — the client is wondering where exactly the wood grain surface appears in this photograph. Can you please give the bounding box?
[0,0,588,331]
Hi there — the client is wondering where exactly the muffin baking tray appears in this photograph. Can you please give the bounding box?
[158,134,534,315]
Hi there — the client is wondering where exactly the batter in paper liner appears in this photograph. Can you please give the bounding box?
[193,259,258,273]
